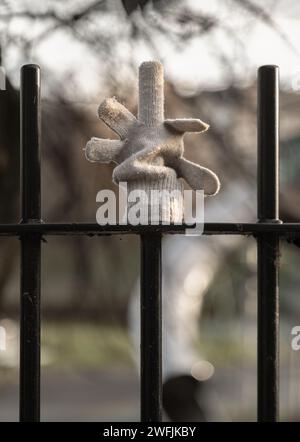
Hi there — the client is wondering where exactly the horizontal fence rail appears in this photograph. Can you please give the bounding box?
[0,222,300,236]
[0,63,297,422]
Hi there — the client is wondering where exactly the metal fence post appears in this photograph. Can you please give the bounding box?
[19,64,42,422]
[257,65,280,422]
[140,233,162,422]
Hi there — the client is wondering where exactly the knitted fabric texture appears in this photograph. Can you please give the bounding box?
[85,61,220,222]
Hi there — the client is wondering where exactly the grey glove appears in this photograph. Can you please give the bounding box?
[85,61,220,197]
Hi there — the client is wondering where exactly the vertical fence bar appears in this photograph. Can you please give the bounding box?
[140,233,162,422]
[257,65,280,422]
[20,64,41,422]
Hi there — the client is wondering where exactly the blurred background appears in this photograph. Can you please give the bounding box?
[0,0,300,421]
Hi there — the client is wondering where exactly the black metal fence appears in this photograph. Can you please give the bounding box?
[0,63,298,422]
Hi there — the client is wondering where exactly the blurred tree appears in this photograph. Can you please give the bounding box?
[0,0,297,84]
